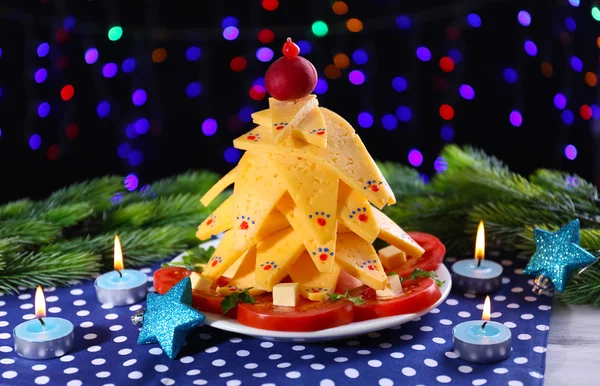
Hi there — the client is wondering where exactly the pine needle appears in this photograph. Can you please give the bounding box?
[44,176,123,211]
[377,161,429,198]
[530,169,599,201]
[41,203,94,226]
[0,220,62,247]
[0,199,36,220]
[0,251,101,294]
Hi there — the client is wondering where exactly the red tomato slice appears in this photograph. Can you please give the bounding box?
[153,267,235,318]
[350,277,442,322]
[335,270,365,294]
[392,232,446,277]
[237,295,354,332]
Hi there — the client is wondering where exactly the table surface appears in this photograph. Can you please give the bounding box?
[546,301,600,386]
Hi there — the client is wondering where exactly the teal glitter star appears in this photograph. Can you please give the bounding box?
[137,277,205,359]
[524,219,596,292]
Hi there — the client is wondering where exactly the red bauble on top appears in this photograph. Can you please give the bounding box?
[265,38,317,101]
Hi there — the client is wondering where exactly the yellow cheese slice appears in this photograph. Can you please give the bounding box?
[216,247,265,297]
[338,223,352,233]
[202,230,245,279]
[269,95,317,144]
[292,107,327,148]
[196,195,233,241]
[378,245,407,271]
[337,181,379,243]
[251,109,270,127]
[335,233,386,290]
[270,152,339,245]
[276,194,336,273]
[200,166,237,207]
[255,227,305,290]
[289,251,342,302]
[372,207,425,258]
[220,209,289,279]
[232,108,395,209]
[232,152,287,252]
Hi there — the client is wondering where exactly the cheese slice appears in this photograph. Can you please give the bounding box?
[232,152,287,252]
[292,107,327,148]
[270,152,339,245]
[200,166,237,207]
[216,246,265,297]
[289,251,341,302]
[269,95,318,143]
[221,210,290,279]
[272,283,299,307]
[251,108,270,127]
[276,193,336,273]
[337,181,379,243]
[372,207,425,258]
[196,195,233,240]
[255,227,305,290]
[201,230,245,279]
[378,245,407,270]
[376,275,403,299]
[190,272,213,292]
[335,233,386,290]
[232,108,395,209]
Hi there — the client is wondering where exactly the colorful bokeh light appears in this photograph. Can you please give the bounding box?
[503,68,518,83]
[221,16,238,28]
[459,84,475,100]
[392,77,407,92]
[416,47,431,61]
[357,112,373,128]
[108,26,123,41]
[29,134,42,150]
[381,114,398,130]
[348,70,365,85]
[297,40,312,54]
[509,110,522,127]
[517,11,531,26]
[396,16,411,30]
[440,125,454,142]
[439,57,454,72]
[564,144,577,160]
[61,85,74,101]
[570,56,582,72]
[34,68,47,83]
[223,26,240,41]
[186,82,202,98]
[562,109,574,125]
[396,106,412,122]
[467,13,482,28]
[37,43,49,57]
[97,101,111,118]
[230,56,247,72]
[135,118,149,134]
[38,102,50,118]
[132,89,147,106]
[262,0,279,11]
[554,93,566,110]
[122,58,136,73]
[256,47,274,62]
[434,157,448,173]
[84,48,99,64]
[439,104,454,120]
[524,40,537,56]
[202,119,218,136]
[314,79,328,94]
[312,21,329,37]
[102,63,118,78]
[224,147,241,163]
[408,149,423,167]
[186,47,202,61]
[352,50,368,65]
[124,174,139,191]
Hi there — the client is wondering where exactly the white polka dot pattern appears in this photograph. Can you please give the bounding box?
[0,249,549,385]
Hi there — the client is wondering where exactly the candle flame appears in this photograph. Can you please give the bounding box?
[475,220,485,262]
[482,295,491,321]
[35,286,46,318]
[114,235,124,271]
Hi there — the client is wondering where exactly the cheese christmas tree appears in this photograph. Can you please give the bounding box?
[196,38,424,302]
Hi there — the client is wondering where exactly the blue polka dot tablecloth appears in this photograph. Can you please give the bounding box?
[0,249,550,386]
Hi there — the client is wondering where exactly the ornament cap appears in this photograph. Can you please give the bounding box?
[532,274,555,297]
[131,309,145,327]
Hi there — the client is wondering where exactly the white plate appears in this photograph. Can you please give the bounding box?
[173,240,452,342]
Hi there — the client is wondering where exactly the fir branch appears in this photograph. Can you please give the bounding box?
[530,169,599,201]
[40,203,94,226]
[0,220,62,247]
[557,265,600,306]
[0,199,36,220]
[103,193,214,231]
[377,161,428,198]
[150,170,221,197]
[42,225,199,269]
[44,176,123,211]
[0,251,101,294]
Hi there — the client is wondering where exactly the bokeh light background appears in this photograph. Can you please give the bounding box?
[0,0,598,201]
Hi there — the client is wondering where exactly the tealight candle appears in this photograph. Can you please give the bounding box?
[453,296,512,363]
[13,286,74,360]
[94,235,148,306]
[452,221,503,294]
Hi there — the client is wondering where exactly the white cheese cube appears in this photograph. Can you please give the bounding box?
[190,272,213,292]
[376,275,403,299]
[378,245,407,271]
[272,283,299,307]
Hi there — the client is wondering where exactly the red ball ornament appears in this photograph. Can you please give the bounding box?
[265,38,317,101]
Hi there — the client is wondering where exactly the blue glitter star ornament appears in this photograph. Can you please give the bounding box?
[524,219,595,293]
[137,277,205,359]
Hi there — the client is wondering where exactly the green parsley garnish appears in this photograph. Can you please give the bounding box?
[220,288,255,314]
[327,289,365,305]
[161,246,215,272]
[400,268,445,287]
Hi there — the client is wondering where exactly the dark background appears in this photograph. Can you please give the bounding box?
[0,0,597,203]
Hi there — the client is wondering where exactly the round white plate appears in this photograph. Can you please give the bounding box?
[173,240,452,342]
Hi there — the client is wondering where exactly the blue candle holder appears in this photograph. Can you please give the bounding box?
[94,269,148,306]
[451,259,503,294]
[453,320,512,363]
[13,317,74,360]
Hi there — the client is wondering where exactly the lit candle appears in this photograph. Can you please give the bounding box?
[451,221,503,294]
[452,296,512,363]
[94,235,148,306]
[13,286,74,360]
